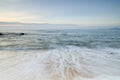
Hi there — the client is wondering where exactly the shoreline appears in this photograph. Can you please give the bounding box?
[0,48,120,80]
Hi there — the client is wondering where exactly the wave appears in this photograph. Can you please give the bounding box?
[0,46,120,80]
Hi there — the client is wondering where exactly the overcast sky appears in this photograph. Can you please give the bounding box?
[0,0,120,28]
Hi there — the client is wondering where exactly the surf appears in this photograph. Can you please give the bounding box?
[0,46,120,80]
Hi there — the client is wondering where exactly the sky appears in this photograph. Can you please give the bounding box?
[0,0,120,29]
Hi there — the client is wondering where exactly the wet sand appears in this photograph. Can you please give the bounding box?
[0,48,120,80]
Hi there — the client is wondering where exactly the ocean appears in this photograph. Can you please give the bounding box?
[0,29,120,80]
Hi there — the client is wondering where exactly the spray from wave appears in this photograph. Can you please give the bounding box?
[0,46,120,80]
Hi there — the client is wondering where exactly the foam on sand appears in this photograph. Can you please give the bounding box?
[0,47,120,80]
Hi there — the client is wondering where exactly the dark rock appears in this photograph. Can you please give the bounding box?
[19,33,25,35]
[0,33,3,35]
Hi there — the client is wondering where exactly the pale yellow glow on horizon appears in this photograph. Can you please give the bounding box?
[0,10,120,27]
[0,10,41,23]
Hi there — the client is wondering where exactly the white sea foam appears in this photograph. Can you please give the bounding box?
[0,47,120,80]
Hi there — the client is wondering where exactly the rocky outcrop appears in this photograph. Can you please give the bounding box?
[0,33,3,36]
[19,33,25,35]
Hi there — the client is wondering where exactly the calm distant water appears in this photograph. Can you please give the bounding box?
[0,29,120,50]
[0,29,120,80]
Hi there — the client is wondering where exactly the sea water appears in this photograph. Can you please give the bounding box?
[0,29,120,80]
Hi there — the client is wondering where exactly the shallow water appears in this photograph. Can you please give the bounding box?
[0,29,120,50]
[0,29,120,80]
